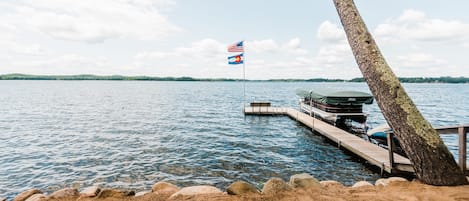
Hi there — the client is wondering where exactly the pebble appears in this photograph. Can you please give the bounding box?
[13,189,42,201]
[262,177,291,194]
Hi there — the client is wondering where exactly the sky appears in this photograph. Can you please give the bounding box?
[1,0,469,80]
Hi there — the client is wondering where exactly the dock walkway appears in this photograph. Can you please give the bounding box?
[244,106,413,174]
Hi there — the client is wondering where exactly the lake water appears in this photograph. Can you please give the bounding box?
[0,81,467,199]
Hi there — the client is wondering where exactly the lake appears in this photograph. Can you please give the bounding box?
[0,81,467,199]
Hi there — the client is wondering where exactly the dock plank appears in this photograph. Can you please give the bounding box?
[245,106,414,174]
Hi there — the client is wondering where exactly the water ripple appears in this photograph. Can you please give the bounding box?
[0,81,467,199]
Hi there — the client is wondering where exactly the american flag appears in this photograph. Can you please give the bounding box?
[227,41,244,52]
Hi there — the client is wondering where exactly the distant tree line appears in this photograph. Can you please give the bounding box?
[349,76,469,83]
[0,73,468,83]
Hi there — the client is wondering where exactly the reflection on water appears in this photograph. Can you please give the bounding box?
[0,81,467,199]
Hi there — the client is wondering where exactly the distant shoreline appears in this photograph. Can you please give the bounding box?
[1,73,468,83]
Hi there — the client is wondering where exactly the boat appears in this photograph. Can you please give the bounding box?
[296,88,373,132]
[367,124,406,156]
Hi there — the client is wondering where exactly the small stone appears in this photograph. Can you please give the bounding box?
[262,178,291,194]
[320,180,344,188]
[14,189,42,201]
[375,177,408,186]
[352,181,373,188]
[226,181,259,195]
[135,191,151,197]
[96,189,135,198]
[80,186,101,197]
[49,188,79,199]
[24,194,45,201]
[152,181,179,195]
[289,173,321,188]
[170,185,222,199]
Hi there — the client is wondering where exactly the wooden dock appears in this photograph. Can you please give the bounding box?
[244,106,414,174]
[245,104,469,175]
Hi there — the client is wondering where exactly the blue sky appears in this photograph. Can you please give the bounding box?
[1,0,469,79]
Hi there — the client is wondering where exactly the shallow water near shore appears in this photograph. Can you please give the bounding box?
[0,81,467,199]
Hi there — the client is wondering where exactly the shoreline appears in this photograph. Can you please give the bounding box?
[1,74,468,83]
[8,174,469,201]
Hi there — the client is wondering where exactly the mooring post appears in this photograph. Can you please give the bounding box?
[387,131,395,171]
[458,126,467,172]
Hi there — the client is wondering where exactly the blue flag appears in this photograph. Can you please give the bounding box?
[228,53,244,65]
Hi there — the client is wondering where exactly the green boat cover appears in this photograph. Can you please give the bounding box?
[296,88,373,105]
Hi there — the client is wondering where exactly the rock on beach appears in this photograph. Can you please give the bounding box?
[320,180,344,188]
[80,186,101,197]
[152,181,180,195]
[352,181,374,188]
[49,188,79,199]
[289,173,321,188]
[96,189,135,198]
[375,177,408,186]
[170,185,222,198]
[226,181,259,195]
[262,177,291,194]
[24,194,45,201]
[14,189,42,201]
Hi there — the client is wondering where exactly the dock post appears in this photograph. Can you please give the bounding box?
[387,131,395,172]
[458,126,467,172]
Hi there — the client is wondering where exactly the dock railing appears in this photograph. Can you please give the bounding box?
[387,125,469,173]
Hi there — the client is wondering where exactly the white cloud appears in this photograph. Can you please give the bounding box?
[317,21,346,43]
[247,40,279,53]
[314,21,354,67]
[374,9,469,44]
[395,53,447,68]
[131,38,315,79]
[8,54,112,75]
[2,0,181,43]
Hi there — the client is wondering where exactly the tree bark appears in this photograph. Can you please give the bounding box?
[333,0,468,185]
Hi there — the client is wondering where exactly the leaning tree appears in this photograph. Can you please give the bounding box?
[333,0,468,185]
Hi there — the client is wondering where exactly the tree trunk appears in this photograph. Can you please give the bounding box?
[333,0,468,185]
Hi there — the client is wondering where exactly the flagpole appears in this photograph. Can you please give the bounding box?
[243,43,246,110]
